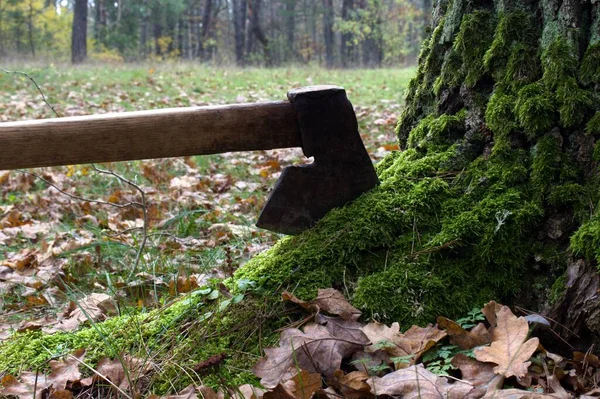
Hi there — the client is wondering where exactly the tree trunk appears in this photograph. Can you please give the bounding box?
[246,0,271,65]
[94,0,107,46]
[200,0,214,60]
[284,0,296,63]
[233,0,247,65]
[71,0,87,64]
[322,0,334,68]
[27,0,35,57]
[340,0,354,68]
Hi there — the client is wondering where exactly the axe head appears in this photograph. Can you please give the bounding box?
[257,85,379,235]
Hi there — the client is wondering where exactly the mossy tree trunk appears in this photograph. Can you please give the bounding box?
[235,0,600,348]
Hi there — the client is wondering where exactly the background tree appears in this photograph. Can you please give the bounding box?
[71,0,87,63]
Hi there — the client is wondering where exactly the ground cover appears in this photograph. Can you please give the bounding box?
[0,63,413,368]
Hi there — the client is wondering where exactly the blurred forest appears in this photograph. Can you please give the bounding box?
[0,0,430,67]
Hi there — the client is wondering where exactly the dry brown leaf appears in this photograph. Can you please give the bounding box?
[367,364,474,398]
[237,384,265,399]
[50,293,116,333]
[253,323,362,388]
[437,317,491,349]
[282,288,361,320]
[362,322,446,367]
[147,384,200,399]
[80,355,151,391]
[315,314,369,352]
[47,389,74,399]
[451,353,496,398]
[482,301,503,329]
[46,349,86,390]
[475,306,539,378]
[350,350,390,374]
[263,384,296,399]
[282,369,321,399]
[0,373,50,399]
[333,370,373,398]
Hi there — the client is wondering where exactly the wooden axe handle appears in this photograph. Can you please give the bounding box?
[0,101,301,170]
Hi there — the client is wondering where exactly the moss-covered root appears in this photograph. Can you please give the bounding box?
[0,288,284,395]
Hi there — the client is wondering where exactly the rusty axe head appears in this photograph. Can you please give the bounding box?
[257,85,379,235]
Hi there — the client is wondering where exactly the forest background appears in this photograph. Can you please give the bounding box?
[0,0,430,67]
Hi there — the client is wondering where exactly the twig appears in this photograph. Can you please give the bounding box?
[91,164,149,276]
[1,68,60,117]
[21,171,143,209]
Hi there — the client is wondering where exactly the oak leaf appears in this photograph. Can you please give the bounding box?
[451,353,496,398]
[363,322,446,367]
[282,288,361,320]
[437,316,491,349]
[367,364,474,398]
[333,370,373,398]
[475,306,539,378]
[282,369,322,399]
[253,323,363,388]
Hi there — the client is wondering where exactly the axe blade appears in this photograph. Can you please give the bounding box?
[257,85,379,235]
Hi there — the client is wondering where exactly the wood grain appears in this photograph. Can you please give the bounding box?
[0,101,301,170]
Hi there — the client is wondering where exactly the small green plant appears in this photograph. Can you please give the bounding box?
[455,307,486,329]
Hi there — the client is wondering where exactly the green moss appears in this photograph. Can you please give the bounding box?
[407,110,466,150]
[436,10,495,92]
[504,43,542,91]
[571,216,600,266]
[556,77,593,128]
[548,183,583,206]
[579,43,600,86]
[484,11,538,79]
[541,37,579,90]
[485,87,517,137]
[514,82,555,139]
[586,112,600,136]
[549,274,567,304]
[531,133,561,194]
[0,288,275,393]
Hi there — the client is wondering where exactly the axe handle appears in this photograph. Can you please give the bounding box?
[0,101,301,170]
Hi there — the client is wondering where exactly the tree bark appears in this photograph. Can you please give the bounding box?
[246,0,271,65]
[94,0,107,46]
[233,0,247,65]
[322,0,334,68]
[71,0,87,64]
[27,0,35,57]
[340,0,354,68]
[284,0,296,62]
[200,0,214,60]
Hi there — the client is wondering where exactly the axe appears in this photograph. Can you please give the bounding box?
[0,85,378,235]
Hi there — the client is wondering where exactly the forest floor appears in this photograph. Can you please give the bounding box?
[0,63,412,340]
[1,64,599,398]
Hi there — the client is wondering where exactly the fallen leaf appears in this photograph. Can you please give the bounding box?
[253,323,363,388]
[482,301,503,329]
[366,364,474,398]
[50,293,116,332]
[451,353,496,397]
[282,288,361,320]
[282,369,321,399]
[333,370,373,398]
[437,316,491,349]
[475,306,539,378]
[263,384,295,399]
[315,314,369,353]
[363,322,446,367]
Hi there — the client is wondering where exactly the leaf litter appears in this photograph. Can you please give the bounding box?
[2,288,599,398]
